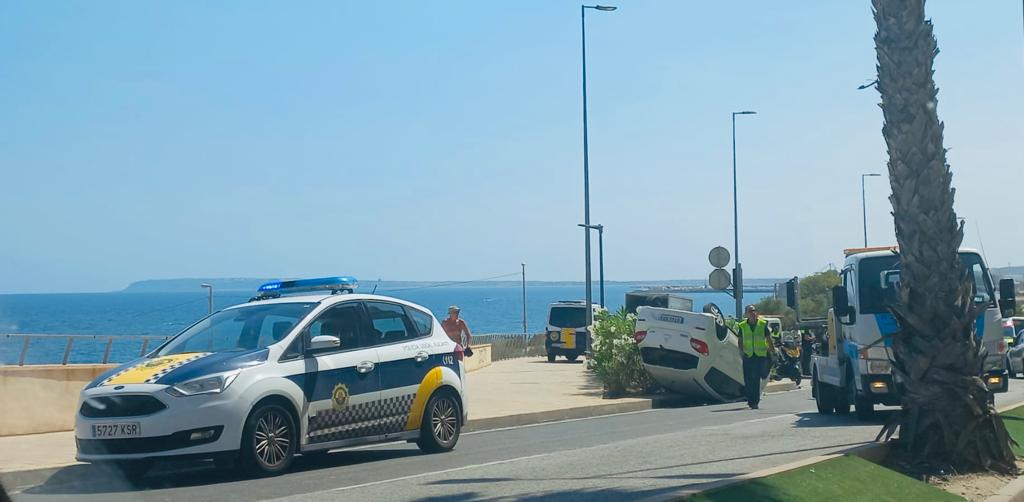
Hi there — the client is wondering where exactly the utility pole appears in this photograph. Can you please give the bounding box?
[521,263,528,334]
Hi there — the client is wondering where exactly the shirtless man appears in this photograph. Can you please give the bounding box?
[441,305,473,348]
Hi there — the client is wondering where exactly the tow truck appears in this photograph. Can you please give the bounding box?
[811,246,1016,420]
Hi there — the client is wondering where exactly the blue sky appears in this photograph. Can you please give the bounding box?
[1,1,1021,293]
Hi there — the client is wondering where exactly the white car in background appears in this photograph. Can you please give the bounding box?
[76,277,466,479]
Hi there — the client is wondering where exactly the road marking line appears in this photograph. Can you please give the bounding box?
[464,408,662,435]
[267,452,554,500]
[702,412,799,430]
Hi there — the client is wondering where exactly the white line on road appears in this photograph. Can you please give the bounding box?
[464,408,663,436]
[266,452,555,501]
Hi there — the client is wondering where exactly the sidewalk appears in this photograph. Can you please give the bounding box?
[465,357,653,428]
[0,357,796,478]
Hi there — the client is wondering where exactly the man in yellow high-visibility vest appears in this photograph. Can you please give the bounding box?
[738,305,774,409]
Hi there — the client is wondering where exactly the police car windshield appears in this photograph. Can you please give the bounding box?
[549,306,587,329]
[157,302,317,356]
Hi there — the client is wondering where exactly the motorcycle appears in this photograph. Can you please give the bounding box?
[772,334,803,386]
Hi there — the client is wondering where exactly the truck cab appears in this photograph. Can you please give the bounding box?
[812,246,1009,420]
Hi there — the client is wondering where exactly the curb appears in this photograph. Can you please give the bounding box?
[464,399,655,433]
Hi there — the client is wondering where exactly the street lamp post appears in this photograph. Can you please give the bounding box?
[579,223,605,306]
[581,4,616,343]
[200,283,213,314]
[861,173,881,247]
[731,110,756,319]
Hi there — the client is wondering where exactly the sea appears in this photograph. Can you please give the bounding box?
[0,285,770,366]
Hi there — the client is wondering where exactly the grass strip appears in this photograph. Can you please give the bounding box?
[999,404,1024,457]
[682,454,960,502]
[683,403,1024,501]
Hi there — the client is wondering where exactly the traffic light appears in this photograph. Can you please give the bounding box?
[786,277,799,310]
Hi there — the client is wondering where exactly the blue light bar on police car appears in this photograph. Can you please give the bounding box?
[256,276,358,297]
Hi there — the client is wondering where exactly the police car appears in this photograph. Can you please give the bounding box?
[75,277,467,478]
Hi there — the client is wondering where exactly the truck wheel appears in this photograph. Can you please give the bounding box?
[814,373,834,415]
[547,353,556,363]
[567,354,579,363]
[855,396,875,421]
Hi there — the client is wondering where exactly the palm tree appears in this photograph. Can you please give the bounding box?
[872,0,1015,473]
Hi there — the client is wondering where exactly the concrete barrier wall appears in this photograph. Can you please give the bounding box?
[465,344,492,373]
[0,364,115,436]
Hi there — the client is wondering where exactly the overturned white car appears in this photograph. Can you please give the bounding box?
[634,304,762,402]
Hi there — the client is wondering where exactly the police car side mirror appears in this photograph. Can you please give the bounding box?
[309,335,341,352]
[998,279,1016,317]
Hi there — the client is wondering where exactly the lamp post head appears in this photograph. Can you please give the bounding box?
[200,283,212,289]
[864,173,881,177]
[593,5,617,11]
[733,111,757,116]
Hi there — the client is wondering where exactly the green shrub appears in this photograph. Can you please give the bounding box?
[587,307,655,397]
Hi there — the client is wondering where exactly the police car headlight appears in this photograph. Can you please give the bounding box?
[166,370,241,397]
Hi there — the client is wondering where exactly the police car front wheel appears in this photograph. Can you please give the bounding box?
[417,391,461,453]
[241,402,297,476]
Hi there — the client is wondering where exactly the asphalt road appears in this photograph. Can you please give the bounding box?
[11,381,1024,502]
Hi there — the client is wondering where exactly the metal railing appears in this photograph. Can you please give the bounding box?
[1,334,172,366]
[473,333,547,362]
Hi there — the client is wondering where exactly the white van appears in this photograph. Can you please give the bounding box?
[544,301,601,362]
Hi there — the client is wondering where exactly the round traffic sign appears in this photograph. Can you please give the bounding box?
[709,246,731,268]
[709,269,732,290]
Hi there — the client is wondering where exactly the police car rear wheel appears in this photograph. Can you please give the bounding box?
[417,391,460,453]
[241,403,296,476]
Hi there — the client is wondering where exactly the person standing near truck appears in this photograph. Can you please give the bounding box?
[800,330,816,376]
[738,305,774,409]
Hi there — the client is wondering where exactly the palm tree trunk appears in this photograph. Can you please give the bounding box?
[872,0,1015,473]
